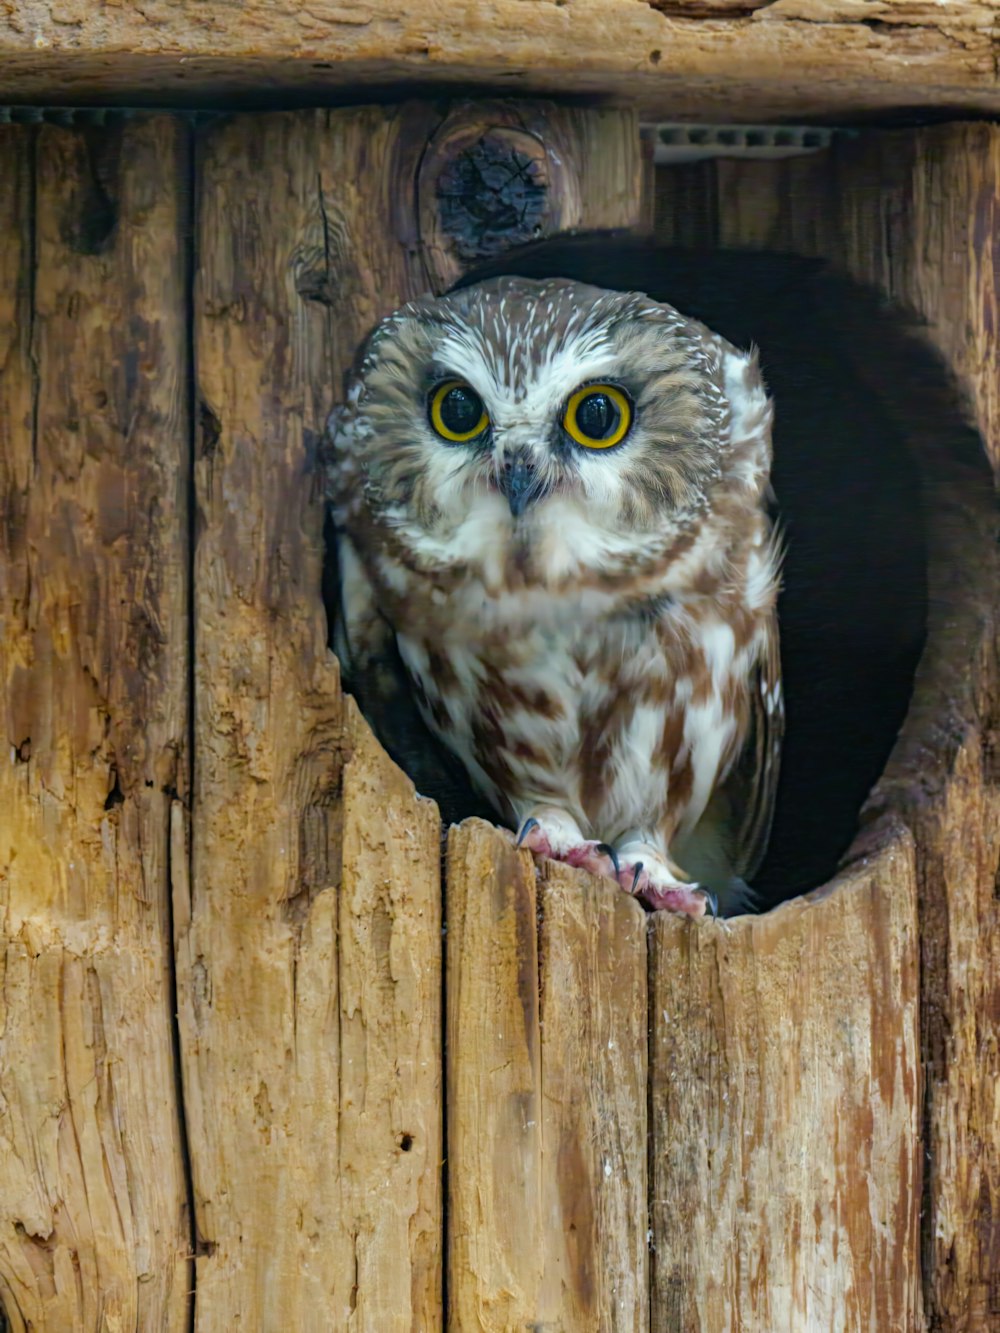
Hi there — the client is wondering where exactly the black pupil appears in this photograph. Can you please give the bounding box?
[439,384,483,436]
[576,391,619,440]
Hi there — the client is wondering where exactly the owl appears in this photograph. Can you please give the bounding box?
[326,275,783,917]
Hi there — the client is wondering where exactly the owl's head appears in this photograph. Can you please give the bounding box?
[329,277,772,588]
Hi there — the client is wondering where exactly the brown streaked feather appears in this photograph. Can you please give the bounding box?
[726,613,784,881]
[332,529,495,825]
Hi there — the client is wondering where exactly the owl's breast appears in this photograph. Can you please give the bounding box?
[395,610,592,819]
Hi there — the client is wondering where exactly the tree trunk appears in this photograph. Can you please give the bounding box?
[2,1,999,121]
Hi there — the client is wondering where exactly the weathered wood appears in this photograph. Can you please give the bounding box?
[0,119,192,1331]
[446,822,544,1330]
[180,107,444,1330]
[424,105,646,1331]
[446,829,648,1332]
[5,97,993,1333]
[181,99,639,1330]
[537,864,648,1331]
[650,818,923,1331]
[418,102,644,291]
[800,126,1000,1333]
[654,122,1000,1331]
[1,1,998,119]
[701,130,1000,480]
[337,703,444,1329]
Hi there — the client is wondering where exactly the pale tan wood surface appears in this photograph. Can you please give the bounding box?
[809,127,1000,1333]
[650,818,923,1332]
[537,864,648,1331]
[180,107,444,1331]
[0,118,192,1331]
[2,1,999,120]
[445,822,545,1331]
[446,828,648,1332]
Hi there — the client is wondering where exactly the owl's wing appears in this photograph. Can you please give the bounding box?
[727,613,784,881]
[333,532,430,775]
[332,531,497,826]
[325,401,429,771]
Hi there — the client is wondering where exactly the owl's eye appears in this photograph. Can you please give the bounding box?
[429,380,489,443]
[563,383,632,449]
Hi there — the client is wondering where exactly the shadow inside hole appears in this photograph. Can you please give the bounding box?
[323,233,993,913]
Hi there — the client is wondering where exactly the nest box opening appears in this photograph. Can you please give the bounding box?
[324,119,998,916]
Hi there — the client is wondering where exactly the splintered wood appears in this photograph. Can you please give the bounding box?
[650,823,922,1331]
[0,121,192,1330]
[2,1,999,121]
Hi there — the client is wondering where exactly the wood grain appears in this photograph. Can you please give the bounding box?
[1,1,998,120]
[537,865,648,1332]
[337,702,443,1330]
[0,118,192,1331]
[426,105,646,1332]
[445,830,650,1333]
[177,98,640,1332]
[654,121,1000,1332]
[446,821,544,1331]
[650,816,923,1332]
[417,102,642,292]
[809,127,1000,1333]
[180,107,444,1331]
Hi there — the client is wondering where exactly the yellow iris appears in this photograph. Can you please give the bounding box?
[563,383,632,449]
[429,380,489,443]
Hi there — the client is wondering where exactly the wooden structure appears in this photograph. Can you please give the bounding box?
[0,7,998,1331]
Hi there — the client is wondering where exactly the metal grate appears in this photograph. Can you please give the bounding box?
[642,122,844,164]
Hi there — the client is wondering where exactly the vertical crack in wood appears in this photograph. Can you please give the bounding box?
[169,112,199,1325]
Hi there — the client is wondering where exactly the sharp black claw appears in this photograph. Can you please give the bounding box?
[516,817,539,847]
[701,889,720,919]
[630,862,644,894]
[596,842,621,878]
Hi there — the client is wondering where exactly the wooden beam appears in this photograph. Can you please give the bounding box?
[1,1,999,121]
[0,117,192,1331]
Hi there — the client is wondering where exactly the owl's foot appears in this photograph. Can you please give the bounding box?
[616,847,717,918]
[516,809,620,880]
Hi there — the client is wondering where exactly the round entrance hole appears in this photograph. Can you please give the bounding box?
[326,232,996,913]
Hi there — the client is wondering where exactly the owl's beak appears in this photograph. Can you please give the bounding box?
[500,455,541,519]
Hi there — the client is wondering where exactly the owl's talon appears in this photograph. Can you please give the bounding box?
[699,889,720,919]
[596,842,621,878]
[516,817,539,847]
[515,809,624,883]
[616,848,710,917]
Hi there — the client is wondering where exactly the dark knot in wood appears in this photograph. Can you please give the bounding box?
[435,134,547,263]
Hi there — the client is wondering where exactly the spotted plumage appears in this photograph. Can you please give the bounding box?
[326,276,782,916]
